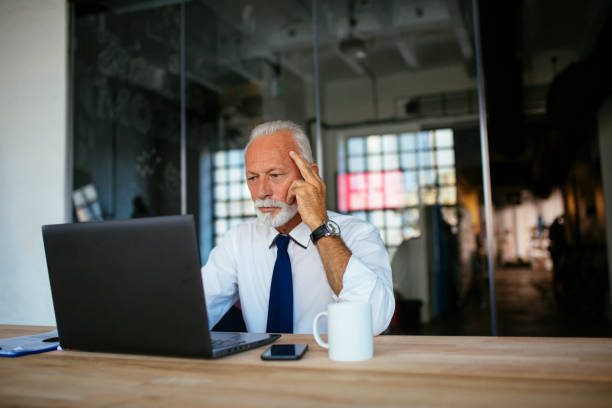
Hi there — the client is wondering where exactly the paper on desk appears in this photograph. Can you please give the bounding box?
[0,330,59,357]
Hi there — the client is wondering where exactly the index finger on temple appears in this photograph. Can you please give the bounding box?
[289,150,316,180]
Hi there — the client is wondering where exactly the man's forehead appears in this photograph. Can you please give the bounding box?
[245,146,298,174]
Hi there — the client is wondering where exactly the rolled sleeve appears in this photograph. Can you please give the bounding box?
[335,221,395,335]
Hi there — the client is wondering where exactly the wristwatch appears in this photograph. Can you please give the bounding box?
[310,219,341,244]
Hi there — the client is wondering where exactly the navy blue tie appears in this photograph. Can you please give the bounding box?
[266,235,293,333]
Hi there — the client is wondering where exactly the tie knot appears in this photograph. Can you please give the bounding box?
[275,235,290,252]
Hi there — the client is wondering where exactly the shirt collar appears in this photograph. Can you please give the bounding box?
[287,222,311,249]
[264,221,311,249]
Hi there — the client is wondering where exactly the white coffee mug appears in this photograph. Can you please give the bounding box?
[312,302,373,362]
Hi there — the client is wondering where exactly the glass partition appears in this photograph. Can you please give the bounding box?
[70,0,611,337]
[183,0,316,260]
[316,0,490,335]
[72,2,182,220]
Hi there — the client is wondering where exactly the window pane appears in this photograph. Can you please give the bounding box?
[348,137,364,156]
[350,211,367,221]
[350,193,367,210]
[382,153,399,170]
[367,135,382,154]
[368,155,382,171]
[228,150,242,166]
[215,219,227,235]
[242,182,251,199]
[439,186,457,205]
[348,156,365,172]
[229,183,242,199]
[387,228,403,246]
[382,134,398,153]
[400,133,416,151]
[419,150,433,167]
[385,210,401,226]
[421,187,437,204]
[368,191,384,209]
[400,152,417,169]
[370,210,385,229]
[438,168,456,185]
[403,171,418,190]
[435,129,454,148]
[215,202,228,217]
[417,131,432,150]
[402,209,421,239]
[214,169,228,183]
[403,208,420,223]
[229,167,242,182]
[404,190,419,206]
[436,149,455,166]
[229,201,242,216]
[214,151,226,168]
[419,169,437,186]
[214,185,227,200]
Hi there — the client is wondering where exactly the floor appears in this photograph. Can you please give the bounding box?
[391,265,612,337]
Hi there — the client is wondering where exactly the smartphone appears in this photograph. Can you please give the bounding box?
[261,344,308,360]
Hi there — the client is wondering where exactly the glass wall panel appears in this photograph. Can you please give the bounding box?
[70,0,612,337]
[72,2,182,221]
[320,0,490,335]
[480,0,611,336]
[184,1,315,260]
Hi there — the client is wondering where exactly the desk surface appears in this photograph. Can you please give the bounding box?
[2,325,612,407]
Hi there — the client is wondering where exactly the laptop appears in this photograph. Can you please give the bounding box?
[42,215,279,358]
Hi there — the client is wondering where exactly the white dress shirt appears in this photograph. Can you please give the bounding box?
[201,211,395,335]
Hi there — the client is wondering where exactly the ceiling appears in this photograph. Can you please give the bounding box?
[76,0,611,92]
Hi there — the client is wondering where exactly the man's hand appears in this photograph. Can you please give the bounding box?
[287,151,328,231]
[288,150,350,295]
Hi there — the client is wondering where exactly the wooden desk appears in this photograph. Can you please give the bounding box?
[2,325,612,407]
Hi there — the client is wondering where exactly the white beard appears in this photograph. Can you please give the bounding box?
[254,198,298,228]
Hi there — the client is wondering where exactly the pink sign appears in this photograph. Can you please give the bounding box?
[337,170,403,212]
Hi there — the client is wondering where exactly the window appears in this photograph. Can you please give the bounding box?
[212,149,255,245]
[338,129,457,257]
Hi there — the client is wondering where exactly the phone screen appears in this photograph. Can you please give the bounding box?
[261,344,308,360]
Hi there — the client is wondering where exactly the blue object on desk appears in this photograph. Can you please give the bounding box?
[0,330,59,357]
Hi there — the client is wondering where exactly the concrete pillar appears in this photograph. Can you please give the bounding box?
[0,0,68,324]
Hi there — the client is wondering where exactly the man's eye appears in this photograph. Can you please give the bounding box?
[270,174,281,178]
[247,176,257,181]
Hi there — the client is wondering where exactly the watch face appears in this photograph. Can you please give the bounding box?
[325,220,340,235]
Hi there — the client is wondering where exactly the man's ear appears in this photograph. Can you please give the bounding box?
[311,162,320,175]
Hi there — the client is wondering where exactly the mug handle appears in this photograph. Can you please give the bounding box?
[312,311,329,349]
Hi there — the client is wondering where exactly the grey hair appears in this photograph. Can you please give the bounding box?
[246,120,314,163]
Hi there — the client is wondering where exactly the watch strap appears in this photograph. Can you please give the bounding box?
[310,220,340,244]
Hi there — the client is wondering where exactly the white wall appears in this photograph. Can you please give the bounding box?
[0,0,68,325]
[324,64,476,124]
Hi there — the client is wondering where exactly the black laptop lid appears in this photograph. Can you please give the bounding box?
[42,215,214,358]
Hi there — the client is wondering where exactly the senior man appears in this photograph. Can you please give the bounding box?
[202,120,395,334]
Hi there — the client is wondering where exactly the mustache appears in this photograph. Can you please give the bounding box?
[254,198,288,208]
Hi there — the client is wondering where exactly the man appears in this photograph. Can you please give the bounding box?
[202,120,394,334]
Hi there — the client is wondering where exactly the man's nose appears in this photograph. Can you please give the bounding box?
[256,179,272,199]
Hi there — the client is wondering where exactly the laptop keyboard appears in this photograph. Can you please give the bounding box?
[211,333,246,349]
